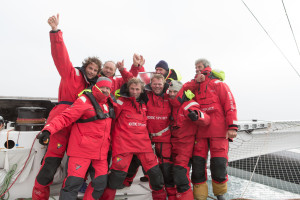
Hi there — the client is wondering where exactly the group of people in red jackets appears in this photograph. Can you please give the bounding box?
[32,14,238,200]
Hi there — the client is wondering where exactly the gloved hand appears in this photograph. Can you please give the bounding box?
[38,130,50,145]
[188,109,198,121]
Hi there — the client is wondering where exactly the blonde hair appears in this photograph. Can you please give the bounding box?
[150,74,166,84]
[127,78,145,91]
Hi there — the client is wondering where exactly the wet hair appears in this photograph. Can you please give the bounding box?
[127,78,145,91]
[150,74,166,84]
[195,58,211,68]
[82,57,102,74]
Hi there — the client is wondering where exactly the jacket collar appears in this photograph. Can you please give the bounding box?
[77,66,98,85]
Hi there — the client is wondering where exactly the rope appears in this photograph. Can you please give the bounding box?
[0,164,17,200]
[0,132,40,199]
[6,129,14,149]
[240,0,300,79]
[281,0,300,56]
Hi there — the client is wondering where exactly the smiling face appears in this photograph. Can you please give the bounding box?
[85,62,99,79]
[102,61,116,77]
[150,77,164,95]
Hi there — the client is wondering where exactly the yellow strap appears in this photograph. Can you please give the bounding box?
[78,89,92,97]
[114,89,121,99]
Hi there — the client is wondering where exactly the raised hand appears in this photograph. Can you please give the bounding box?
[133,53,140,67]
[139,55,145,66]
[48,13,59,31]
[195,72,205,83]
[116,60,125,72]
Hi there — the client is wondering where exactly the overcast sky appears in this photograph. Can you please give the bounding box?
[1,0,300,121]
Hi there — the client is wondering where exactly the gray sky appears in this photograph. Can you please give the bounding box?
[1,0,300,121]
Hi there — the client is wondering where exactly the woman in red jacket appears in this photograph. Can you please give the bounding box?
[101,78,167,200]
[39,77,115,200]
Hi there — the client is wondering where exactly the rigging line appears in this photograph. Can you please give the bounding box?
[282,0,300,56]
[240,0,300,79]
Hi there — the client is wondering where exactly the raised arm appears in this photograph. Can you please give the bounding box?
[48,14,75,79]
[43,96,90,134]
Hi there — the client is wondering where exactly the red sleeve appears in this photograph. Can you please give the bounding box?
[129,64,143,77]
[50,30,76,80]
[43,96,90,134]
[129,65,150,84]
[120,68,134,82]
[183,79,199,93]
[215,81,238,130]
[182,101,210,126]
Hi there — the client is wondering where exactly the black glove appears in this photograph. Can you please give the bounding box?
[188,109,198,121]
[38,130,50,145]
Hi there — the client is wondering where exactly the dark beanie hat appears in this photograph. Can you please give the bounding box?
[155,60,169,71]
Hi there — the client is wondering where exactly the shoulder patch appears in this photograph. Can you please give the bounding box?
[184,101,199,110]
[79,96,87,103]
[117,99,123,105]
[75,68,80,76]
[103,104,108,112]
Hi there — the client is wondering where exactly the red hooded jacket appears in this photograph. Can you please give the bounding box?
[169,89,210,157]
[43,90,113,160]
[111,86,152,157]
[47,30,96,121]
[184,67,238,138]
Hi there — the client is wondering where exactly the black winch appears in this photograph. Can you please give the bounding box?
[15,107,46,131]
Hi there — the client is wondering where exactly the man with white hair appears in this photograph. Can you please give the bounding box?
[184,58,238,200]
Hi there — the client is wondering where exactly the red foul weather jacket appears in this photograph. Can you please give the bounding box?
[43,93,113,160]
[111,85,152,157]
[47,30,97,121]
[169,89,210,157]
[184,67,238,138]
[145,84,172,143]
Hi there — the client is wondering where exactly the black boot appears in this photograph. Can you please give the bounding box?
[140,176,149,182]
[217,194,226,200]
